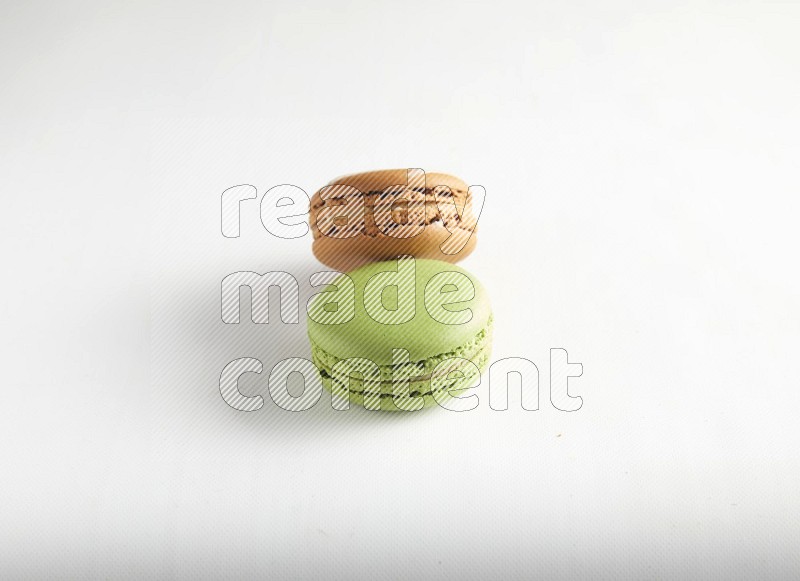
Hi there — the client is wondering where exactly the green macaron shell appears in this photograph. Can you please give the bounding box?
[307,258,493,410]
[307,259,492,365]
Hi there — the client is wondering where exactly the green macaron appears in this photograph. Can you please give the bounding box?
[307,257,493,411]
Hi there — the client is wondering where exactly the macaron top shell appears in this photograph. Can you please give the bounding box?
[309,169,479,272]
[318,169,469,197]
[307,259,492,366]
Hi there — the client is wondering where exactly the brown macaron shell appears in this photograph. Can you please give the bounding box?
[310,169,478,272]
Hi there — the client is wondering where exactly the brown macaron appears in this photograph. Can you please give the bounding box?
[310,169,479,272]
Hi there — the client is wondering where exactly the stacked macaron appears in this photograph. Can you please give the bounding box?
[307,169,491,411]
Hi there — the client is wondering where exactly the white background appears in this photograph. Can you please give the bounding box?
[2,1,799,578]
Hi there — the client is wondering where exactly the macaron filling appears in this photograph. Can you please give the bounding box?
[310,186,475,240]
[310,317,493,405]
